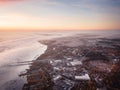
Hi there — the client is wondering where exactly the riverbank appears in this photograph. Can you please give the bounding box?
[22,35,120,90]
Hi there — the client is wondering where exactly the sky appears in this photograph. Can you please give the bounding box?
[0,0,120,31]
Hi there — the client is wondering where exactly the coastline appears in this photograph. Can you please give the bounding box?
[22,35,120,90]
[0,42,47,90]
[0,30,77,90]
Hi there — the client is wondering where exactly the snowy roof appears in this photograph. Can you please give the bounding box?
[53,75,61,81]
[75,74,90,80]
[54,60,62,63]
[70,61,82,66]
[50,60,53,64]
[53,67,61,71]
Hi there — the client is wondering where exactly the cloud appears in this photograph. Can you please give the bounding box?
[0,0,27,5]
[70,0,120,13]
[0,0,26,3]
[0,0,62,6]
[0,0,120,13]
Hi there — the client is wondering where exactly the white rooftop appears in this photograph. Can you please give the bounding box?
[70,61,82,66]
[54,60,62,63]
[53,75,61,81]
[75,74,90,80]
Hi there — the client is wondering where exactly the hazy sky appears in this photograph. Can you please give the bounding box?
[0,0,120,30]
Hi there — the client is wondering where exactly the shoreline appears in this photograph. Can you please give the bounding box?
[22,35,120,90]
[0,42,47,90]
